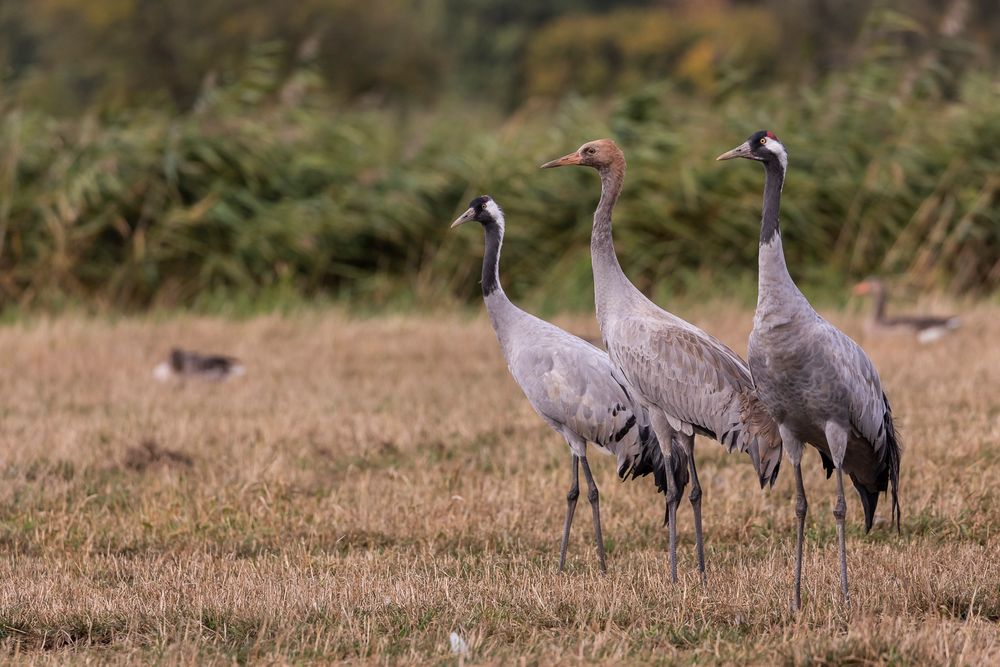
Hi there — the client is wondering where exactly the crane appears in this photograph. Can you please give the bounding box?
[854,278,960,343]
[451,195,688,572]
[541,141,782,583]
[718,130,901,609]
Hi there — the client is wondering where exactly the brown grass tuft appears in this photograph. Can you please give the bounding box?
[123,440,195,472]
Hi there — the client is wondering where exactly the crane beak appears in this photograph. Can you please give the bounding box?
[450,207,476,228]
[540,152,582,169]
[716,141,752,161]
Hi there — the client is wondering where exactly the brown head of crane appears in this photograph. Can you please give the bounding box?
[542,139,782,583]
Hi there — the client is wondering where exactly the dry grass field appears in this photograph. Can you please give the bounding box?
[0,302,998,664]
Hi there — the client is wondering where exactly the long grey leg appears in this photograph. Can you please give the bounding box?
[650,412,679,583]
[667,491,678,583]
[558,455,580,572]
[834,466,850,606]
[793,461,808,611]
[580,456,607,573]
[682,432,706,583]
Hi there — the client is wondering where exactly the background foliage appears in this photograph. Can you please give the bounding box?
[0,0,998,310]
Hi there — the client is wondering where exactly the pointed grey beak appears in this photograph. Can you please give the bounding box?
[716,141,753,161]
[450,207,476,228]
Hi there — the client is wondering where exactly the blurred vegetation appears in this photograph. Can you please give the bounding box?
[0,0,998,310]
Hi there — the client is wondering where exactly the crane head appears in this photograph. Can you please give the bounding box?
[717,130,787,169]
[540,139,625,171]
[450,195,504,229]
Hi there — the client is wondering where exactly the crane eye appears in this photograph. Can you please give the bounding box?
[585,147,597,155]
[760,137,767,144]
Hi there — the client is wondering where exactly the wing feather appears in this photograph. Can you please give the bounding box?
[819,323,890,456]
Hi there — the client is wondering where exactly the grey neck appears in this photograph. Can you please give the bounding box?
[757,158,801,308]
[591,165,630,296]
[478,217,524,354]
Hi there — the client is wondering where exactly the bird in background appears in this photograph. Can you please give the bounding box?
[451,195,689,573]
[153,348,246,382]
[541,140,782,583]
[853,277,961,343]
[718,130,901,610]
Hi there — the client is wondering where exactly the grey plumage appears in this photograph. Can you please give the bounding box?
[452,195,687,572]
[542,139,782,583]
[719,130,901,610]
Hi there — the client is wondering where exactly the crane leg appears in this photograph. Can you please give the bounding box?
[667,493,678,583]
[682,432,706,584]
[650,411,680,583]
[834,466,850,607]
[580,456,607,573]
[793,461,808,612]
[558,454,580,572]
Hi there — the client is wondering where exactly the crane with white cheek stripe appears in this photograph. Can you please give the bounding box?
[451,195,689,573]
[718,130,901,611]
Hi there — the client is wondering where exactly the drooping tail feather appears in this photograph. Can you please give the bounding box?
[619,424,689,512]
[882,393,902,533]
[738,389,783,489]
[851,393,902,533]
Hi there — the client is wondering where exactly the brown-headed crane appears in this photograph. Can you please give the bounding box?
[541,141,782,583]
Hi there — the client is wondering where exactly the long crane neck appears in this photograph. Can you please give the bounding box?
[479,214,524,355]
[481,218,504,299]
[760,157,784,245]
[757,157,798,304]
[592,162,630,295]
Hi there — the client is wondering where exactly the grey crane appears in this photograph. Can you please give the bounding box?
[451,195,688,572]
[718,130,901,609]
[854,278,960,343]
[541,141,782,582]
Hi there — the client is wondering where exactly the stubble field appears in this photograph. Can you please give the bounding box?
[0,302,998,664]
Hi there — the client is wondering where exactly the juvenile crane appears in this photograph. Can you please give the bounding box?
[854,278,960,343]
[451,195,688,572]
[541,141,782,582]
[718,131,901,609]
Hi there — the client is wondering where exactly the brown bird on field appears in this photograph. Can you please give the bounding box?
[854,278,960,343]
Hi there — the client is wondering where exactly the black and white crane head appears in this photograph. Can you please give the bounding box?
[451,195,504,230]
[716,130,788,171]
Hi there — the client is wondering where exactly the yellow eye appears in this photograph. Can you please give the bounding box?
[760,137,767,144]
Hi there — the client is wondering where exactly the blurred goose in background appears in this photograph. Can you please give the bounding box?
[153,348,246,382]
[854,278,960,343]
[452,195,688,573]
